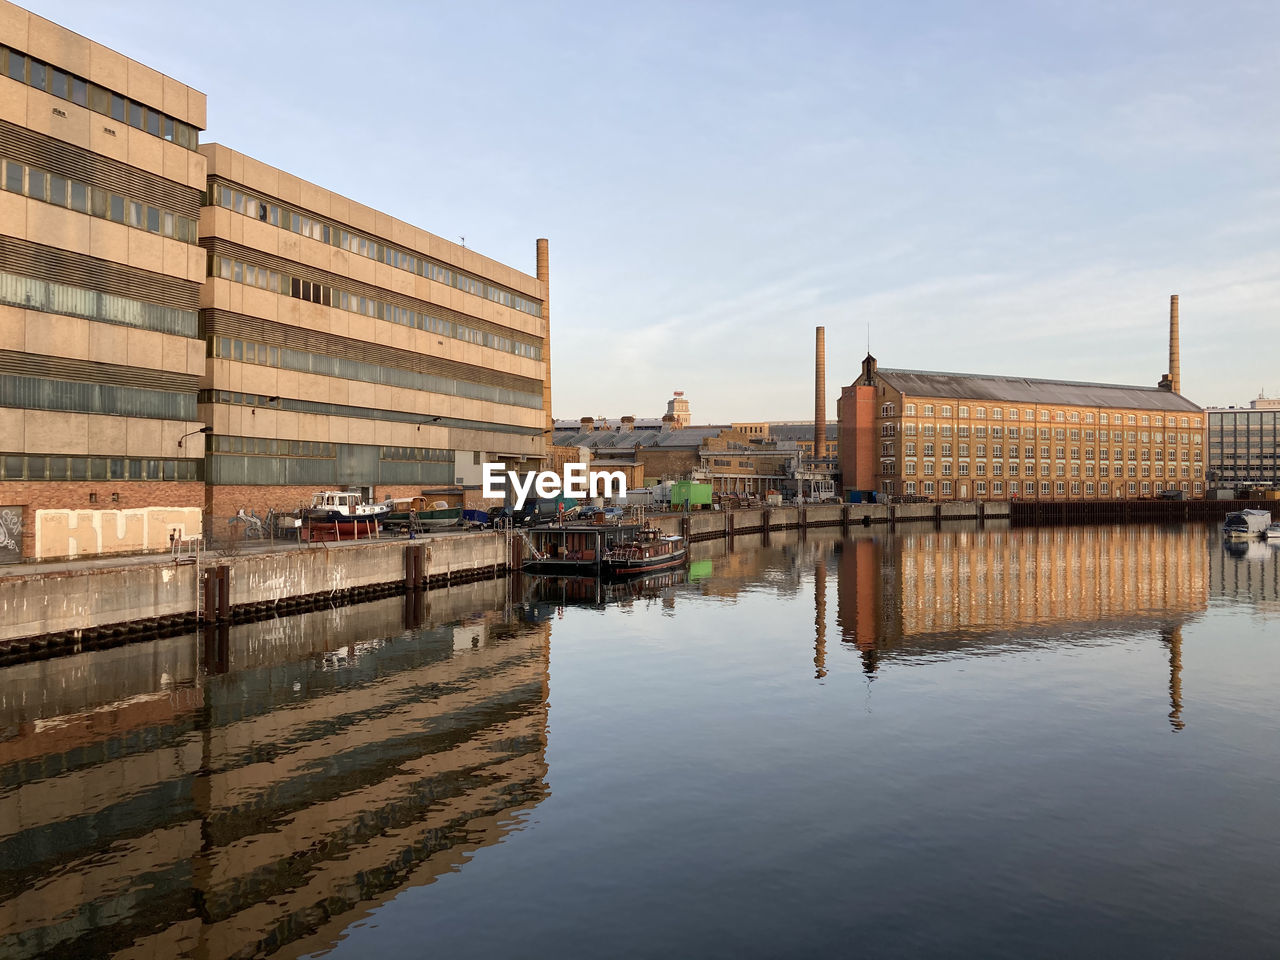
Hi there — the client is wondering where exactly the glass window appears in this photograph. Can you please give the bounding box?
[109,194,125,222]
[48,173,67,206]
[6,52,25,83]
[70,180,88,212]
[48,457,67,480]
[175,123,190,148]
[164,116,175,141]
[146,109,160,136]
[91,186,107,217]
[109,93,126,122]
[71,77,87,106]
[146,206,160,232]
[128,201,143,227]
[129,101,144,128]
[89,84,109,114]
[3,161,22,193]
[27,168,45,201]
[49,68,68,99]
[28,59,45,90]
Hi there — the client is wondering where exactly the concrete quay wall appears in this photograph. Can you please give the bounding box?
[1,533,507,644]
[3,502,1011,643]
[663,500,1008,541]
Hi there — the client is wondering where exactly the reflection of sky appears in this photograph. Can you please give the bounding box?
[331,523,1280,959]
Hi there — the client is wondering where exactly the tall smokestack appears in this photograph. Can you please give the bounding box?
[814,326,826,460]
[1169,295,1180,395]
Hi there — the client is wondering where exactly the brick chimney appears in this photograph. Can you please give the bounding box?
[580,416,594,431]
[1169,294,1181,395]
[814,326,826,460]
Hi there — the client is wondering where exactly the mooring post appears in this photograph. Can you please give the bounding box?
[215,565,230,622]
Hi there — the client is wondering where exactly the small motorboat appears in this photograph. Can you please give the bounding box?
[1267,523,1280,541]
[1223,509,1271,539]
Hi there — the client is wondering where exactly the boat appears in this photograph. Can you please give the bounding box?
[300,517,381,542]
[303,491,391,522]
[380,497,463,530]
[521,519,650,574]
[599,527,687,578]
[1267,523,1280,541]
[1223,509,1271,539]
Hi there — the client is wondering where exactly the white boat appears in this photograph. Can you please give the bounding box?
[1267,523,1280,541]
[303,491,392,521]
[1223,509,1271,539]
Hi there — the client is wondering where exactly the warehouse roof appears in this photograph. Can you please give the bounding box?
[878,368,1203,413]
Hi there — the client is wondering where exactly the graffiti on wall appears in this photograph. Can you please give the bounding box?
[0,507,22,564]
[33,508,204,560]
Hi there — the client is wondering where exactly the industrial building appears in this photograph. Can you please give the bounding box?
[1207,396,1280,489]
[837,299,1206,502]
[839,356,1205,502]
[198,145,549,519]
[0,2,208,560]
[0,1,550,560]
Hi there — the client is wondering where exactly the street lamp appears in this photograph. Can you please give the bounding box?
[417,416,443,431]
[178,425,212,448]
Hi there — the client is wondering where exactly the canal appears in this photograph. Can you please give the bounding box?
[1,522,1278,958]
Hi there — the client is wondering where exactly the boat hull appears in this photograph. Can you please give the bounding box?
[600,547,688,578]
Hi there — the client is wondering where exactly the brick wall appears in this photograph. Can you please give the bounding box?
[0,480,204,559]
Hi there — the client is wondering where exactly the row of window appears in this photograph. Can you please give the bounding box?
[206,453,453,487]
[888,401,1200,429]
[209,255,542,362]
[209,182,543,318]
[2,157,199,243]
[208,436,335,458]
[0,375,196,421]
[0,270,198,338]
[896,480,1203,497]
[208,336,543,410]
[1,45,200,150]
[898,461,1200,479]
[896,443,1199,461]
[195,389,542,437]
[0,453,200,481]
[897,423,1200,444]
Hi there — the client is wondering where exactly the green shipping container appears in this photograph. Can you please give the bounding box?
[671,481,712,507]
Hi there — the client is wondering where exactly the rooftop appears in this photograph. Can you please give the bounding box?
[877,367,1204,413]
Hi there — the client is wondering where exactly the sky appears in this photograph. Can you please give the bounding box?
[25,0,1280,422]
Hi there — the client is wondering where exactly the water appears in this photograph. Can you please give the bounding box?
[1,522,1278,959]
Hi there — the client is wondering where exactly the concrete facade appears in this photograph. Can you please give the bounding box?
[0,0,208,559]
[198,145,549,522]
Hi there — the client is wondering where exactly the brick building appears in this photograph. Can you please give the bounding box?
[839,356,1206,502]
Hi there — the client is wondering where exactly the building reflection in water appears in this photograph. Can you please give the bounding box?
[0,578,549,960]
[834,524,1214,730]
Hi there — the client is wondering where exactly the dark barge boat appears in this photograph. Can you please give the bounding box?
[599,527,687,578]
[521,519,646,574]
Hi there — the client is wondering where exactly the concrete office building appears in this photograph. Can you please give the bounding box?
[0,0,208,560]
[198,146,548,520]
[1207,396,1280,489]
[839,355,1206,502]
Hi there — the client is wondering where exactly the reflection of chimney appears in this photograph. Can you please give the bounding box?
[814,558,827,680]
[1169,294,1181,395]
[1161,625,1185,732]
[814,326,826,460]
